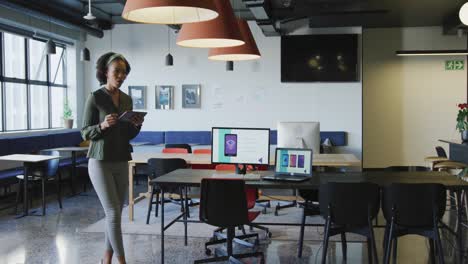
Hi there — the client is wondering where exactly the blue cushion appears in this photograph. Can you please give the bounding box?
[165,131,211,145]
[48,131,82,148]
[269,130,346,146]
[9,135,50,154]
[0,168,23,180]
[132,131,165,145]
[0,138,10,156]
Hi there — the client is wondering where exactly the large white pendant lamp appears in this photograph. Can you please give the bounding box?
[460,2,468,25]
[208,19,260,61]
[122,0,219,24]
[176,0,244,48]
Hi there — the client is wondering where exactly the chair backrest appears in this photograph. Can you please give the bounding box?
[147,158,187,180]
[382,183,446,228]
[384,166,429,172]
[200,178,249,227]
[38,150,60,178]
[319,182,380,226]
[435,146,447,158]
[165,143,192,153]
[162,148,189,154]
[215,164,236,171]
[214,164,257,208]
[193,148,211,154]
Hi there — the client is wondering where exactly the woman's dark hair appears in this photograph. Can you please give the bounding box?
[96,52,131,85]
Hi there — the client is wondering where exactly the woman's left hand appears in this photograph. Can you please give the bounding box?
[130,115,144,127]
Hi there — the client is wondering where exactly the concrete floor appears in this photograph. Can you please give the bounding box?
[0,180,465,264]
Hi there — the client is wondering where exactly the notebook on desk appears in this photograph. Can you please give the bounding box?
[262,148,313,182]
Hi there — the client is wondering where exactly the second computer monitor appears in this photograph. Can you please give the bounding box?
[277,122,320,153]
[211,127,270,165]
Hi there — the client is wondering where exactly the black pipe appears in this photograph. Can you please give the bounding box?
[0,0,105,38]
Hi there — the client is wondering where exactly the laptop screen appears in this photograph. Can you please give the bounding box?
[274,148,313,177]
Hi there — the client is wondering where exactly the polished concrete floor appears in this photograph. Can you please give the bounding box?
[0,180,465,264]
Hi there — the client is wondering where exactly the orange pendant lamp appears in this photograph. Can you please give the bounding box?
[208,19,260,61]
[122,0,218,24]
[176,0,244,48]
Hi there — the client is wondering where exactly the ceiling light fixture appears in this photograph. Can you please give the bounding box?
[122,0,219,24]
[165,27,173,66]
[84,0,96,20]
[81,47,90,61]
[208,18,261,61]
[396,50,468,56]
[226,61,234,71]
[176,0,243,48]
[460,2,468,25]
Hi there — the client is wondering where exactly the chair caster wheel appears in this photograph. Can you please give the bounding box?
[205,248,212,255]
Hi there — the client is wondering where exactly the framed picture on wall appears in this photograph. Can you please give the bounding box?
[182,84,201,109]
[155,85,174,110]
[128,86,146,109]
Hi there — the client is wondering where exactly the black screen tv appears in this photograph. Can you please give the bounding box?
[281,34,359,82]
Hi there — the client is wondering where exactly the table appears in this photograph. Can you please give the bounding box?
[127,152,361,221]
[154,169,468,264]
[0,154,60,217]
[45,146,89,195]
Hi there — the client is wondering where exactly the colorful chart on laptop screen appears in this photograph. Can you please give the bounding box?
[275,148,312,176]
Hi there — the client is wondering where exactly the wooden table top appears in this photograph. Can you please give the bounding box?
[153,170,468,190]
[129,152,361,167]
[0,154,61,163]
[44,146,89,152]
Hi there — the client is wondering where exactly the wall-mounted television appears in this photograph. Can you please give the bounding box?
[281,34,359,82]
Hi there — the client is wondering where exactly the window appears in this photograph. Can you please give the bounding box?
[5,83,27,131]
[1,32,68,132]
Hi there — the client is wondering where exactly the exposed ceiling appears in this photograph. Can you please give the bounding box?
[0,0,467,38]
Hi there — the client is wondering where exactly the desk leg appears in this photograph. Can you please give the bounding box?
[71,151,77,195]
[161,188,165,264]
[184,186,188,246]
[456,190,465,264]
[128,163,135,222]
[21,163,30,217]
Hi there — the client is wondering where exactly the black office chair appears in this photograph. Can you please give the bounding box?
[15,150,62,216]
[318,182,380,264]
[164,143,192,153]
[297,189,321,258]
[382,183,446,264]
[195,178,265,264]
[146,158,187,224]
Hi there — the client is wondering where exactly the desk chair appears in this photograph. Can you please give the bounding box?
[382,183,446,264]
[214,164,271,237]
[162,148,189,154]
[195,178,265,264]
[297,189,321,257]
[192,149,216,170]
[164,143,192,153]
[146,158,188,224]
[193,149,211,154]
[15,150,62,216]
[384,166,430,172]
[317,183,380,264]
[425,146,466,171]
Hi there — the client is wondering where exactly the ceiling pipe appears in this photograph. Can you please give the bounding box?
[0,0,105,38]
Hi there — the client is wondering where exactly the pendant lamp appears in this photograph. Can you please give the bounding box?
[176,0,243,48]
[46,39,56,55]
[208,19,260,61]
[165,27,173,66]
[122,0,218,24]
[81,47,90,61]
[460,2,468,25]
[226,61,234,71]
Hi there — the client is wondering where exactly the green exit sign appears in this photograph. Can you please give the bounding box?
[445,60,464,70]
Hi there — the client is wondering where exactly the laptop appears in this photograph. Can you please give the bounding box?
[262,148,313,182]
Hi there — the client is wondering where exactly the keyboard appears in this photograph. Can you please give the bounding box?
[210,173,262,181]
[262,175,311,182]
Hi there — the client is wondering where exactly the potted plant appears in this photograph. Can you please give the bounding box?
[63,99,74,129]
[456,103,468,141]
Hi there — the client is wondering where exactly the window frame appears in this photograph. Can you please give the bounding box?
[0,31,67,132]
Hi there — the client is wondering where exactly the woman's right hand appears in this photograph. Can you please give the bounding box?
[100,113,118,130]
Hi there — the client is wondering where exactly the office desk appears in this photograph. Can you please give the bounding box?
[0,154,60,217]
[127,153,361,221]
[154,169,468,264]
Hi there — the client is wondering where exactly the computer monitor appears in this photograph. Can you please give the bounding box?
[277,122,320,153]
[211,127,270,172]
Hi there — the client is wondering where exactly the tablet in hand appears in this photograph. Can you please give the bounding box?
[118,111,147,122]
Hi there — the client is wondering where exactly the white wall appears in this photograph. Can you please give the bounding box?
[84,23,363,159]
[363,27,466,168]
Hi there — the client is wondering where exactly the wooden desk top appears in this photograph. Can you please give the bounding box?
[129,152,361,167]
[44,146,89,152]
[0,154,61,163]
[153,169,468,190]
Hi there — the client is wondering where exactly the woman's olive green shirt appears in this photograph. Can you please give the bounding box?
[81,88,141,161]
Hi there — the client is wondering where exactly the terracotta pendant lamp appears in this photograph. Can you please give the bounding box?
[176,0,244,48]
[122,0,219,24]
[208,18,260,61]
